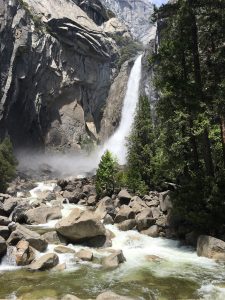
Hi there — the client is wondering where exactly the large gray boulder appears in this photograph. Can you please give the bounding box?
[28,253,59,271]
[76,249,93,261]
[3,197,19,216]
[197,235,225,260]
[0,216,10,226]
[42,231,67,245]
[24,206,62,225]
[7,224,48,252]
[159,191,172,212]
[0,226,10,240]
[0,236,7,259]
[129,196,148,214]
[55,208,106,243]
[118,190,132,205]
[117,219,136,231]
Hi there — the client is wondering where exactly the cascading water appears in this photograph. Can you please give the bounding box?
[102,54,143,164]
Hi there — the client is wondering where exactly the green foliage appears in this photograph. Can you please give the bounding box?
[149,0,225,234]
[126,96,155,192]
[0,138,17,192]
[95,150,118,198]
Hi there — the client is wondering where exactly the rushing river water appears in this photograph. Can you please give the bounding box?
[1,183,225,300]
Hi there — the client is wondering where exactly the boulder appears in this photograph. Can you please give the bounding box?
[83,185,95,195]
[117,219,136,231]
[118,190,132,205]
[76,249,93,261]
[0,216,10,226]
[141,225,160,238]
[7,224,48,252]
[55,208,106,243]
[146,199,160,207]
[129,196,148,214]
[3,197,19,216]
[52,263,66,272]
[63,191,79,204]
[11,203,33,223]
[102,250,126,269]
[15,240,35,266]
[0,236,7,259]
[0,202,6,216]
[95,197,114,220]
[87,195,97,206]
[42,231,66,245]
[24,206,62,225]
[0,226,10,240]
[28,253,59,271]
[197,235,225,260]
[96,292,134,300]
[135,208,155,231]
[103,214,114,225]
[54,245,75,254]
[185,231,199,247]
[159,191,172,212]
[114,206,135,223]
[151,207,161,219]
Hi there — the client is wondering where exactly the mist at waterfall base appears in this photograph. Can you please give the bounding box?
[17,55,143,178]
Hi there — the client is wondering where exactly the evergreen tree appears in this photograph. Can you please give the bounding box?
[0,137,17,192]
[95,150,118,198]
[126,96,155,192]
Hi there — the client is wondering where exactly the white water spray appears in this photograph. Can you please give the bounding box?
[102,54,143,164]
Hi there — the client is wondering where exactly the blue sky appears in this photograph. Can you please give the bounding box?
[152,0,168,6]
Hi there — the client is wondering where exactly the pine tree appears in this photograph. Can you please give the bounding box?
[126,96,155,192]
[0,137,17,192]
[95,150,118,198]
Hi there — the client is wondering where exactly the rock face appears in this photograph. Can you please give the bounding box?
[15,240,35,266]
[0,0,122,150]
[197,235,225,260]
[101,0,154,44]
[55,208,106,243]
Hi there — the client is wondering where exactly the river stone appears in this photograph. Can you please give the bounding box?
[3,197,19,215]
[24,206,62,225]
[117,219,136,231]
[54,245,75,254]
[55,208,106,243]
[7,224,48,252]
[0,226,10,240]
[141,225,160,238]
[159,191,172,212]
[0,216,10,226]
[76,249,93,261]
[129,196,148,214]
[118,189,132,205]
[0,236,7,259]
[95,197,114,220]
[16,240,35,266]
[197,235,225,260]
[114,205,135,223]
[102,250,126,269]
[28,253,59,271]
[42,231,67,245]
[96,291,134,300]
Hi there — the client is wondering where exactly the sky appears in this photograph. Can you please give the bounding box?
[152,0,168,6]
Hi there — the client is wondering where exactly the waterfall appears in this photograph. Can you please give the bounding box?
[102,54,143,164]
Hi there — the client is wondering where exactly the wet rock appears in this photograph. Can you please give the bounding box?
[63,191,79,204]
[159,191,172,212]
[11,203,33,223]
[52,263,66,272]
[54,245,75,254]
[135,208,154,231]
[0,226,10,240]
[28,253,59,271]
[117,219,136,231]
[145,255,162,262]
[83,185,95,195]
[197,235,225,260]
[76,249,93,261]
[36,191,56,202]
[114,205,135,223]
[156,215,167,228]
[7,224,48,252]
[0,236,7,259]
[15,240,35,266]
[141,225,160,238]
[24,206,62,225]
[96,292,134,300]
[118,190,132,205]
[102,250,126,269]
[0,216,10,226]
[42,231,66,245]
[55,208,106,243]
